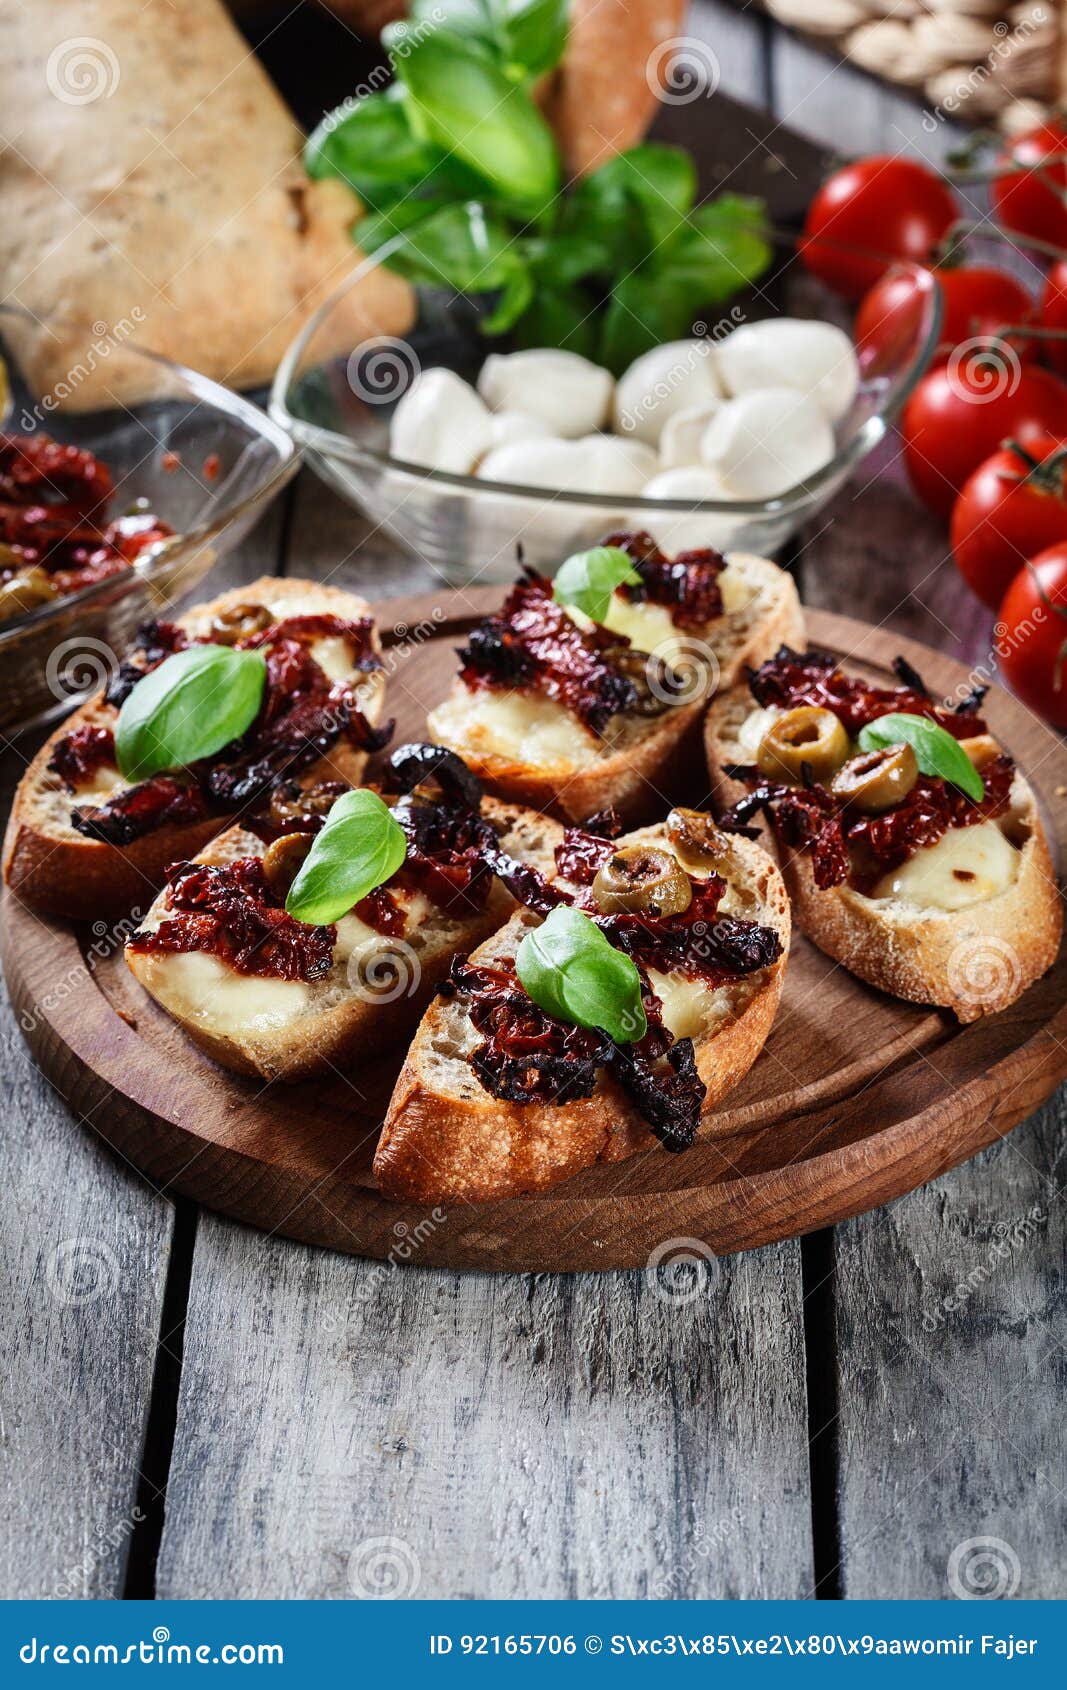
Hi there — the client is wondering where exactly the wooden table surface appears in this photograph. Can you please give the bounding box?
[1,3,1063,1602]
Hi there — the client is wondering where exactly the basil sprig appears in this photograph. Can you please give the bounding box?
[553,546,641,625]
[115,645,267,782]
[857,712,984,802]
[516,906,647,1045]
[285,790,407,927]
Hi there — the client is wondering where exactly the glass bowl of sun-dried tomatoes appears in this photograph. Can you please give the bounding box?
[0,305,298,734]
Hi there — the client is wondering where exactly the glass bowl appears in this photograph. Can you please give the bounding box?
[270,229,941,589]
[0,305,298,734]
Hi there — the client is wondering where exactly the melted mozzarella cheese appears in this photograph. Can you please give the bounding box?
[737,704,781,757]
[647,967,716,1040]
[718,562,753,616]
[333,892,433,962]
[430,687,599,770]
[73,764,126,800]
[134,950,310,1034]
[596,561,749,657]
[871,819,1020,912]
[310,634,359,682]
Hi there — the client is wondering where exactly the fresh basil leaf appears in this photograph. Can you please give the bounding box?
[523,232,610,288]
[305,88,442,208]
[516,906,647,1045]
[856,713,985,802]
[669,196,772,297]
[115,645,266,782]
[481,260,535,334]
[390,27,559,209]
[554,546,641,624]
[597,273,697,374]
[511,286,597,360]
[285,790,408,927]
[588,146,698,252]
[362,200,519,292]
[407,0,569,81]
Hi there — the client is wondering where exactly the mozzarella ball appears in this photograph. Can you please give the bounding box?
[612,339,723,446]
[389,368,492,473]
[700,388,836,498]
[477,350,613,438]
[486,410,556,450]
[638,466,742,553]
[477,434,655,497]
[658,401,723,470]
[572,435,658,494]
[716,319,859,422]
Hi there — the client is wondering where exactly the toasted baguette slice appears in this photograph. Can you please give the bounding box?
[4,577,385,921]
[375,826,790,1204]
[125,798,563,1083]
[427,552,803,827]
[705,689,1062,1021]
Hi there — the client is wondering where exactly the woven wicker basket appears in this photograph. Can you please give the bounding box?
[761,0,1061,134]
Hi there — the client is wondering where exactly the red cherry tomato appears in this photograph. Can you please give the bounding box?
[992,119,1067,250]
[951,437,1067,609]
[902,360,1067,518]
[856,264,1036,374]
[800,156,958,300]
[997,543,1067,728]
[1039,259,1067,379]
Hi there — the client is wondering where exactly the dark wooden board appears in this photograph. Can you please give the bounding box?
[5,593,1065,1272]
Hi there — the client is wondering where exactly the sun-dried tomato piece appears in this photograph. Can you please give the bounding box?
[603,529,726,629]
[459,573,638,735]
[71,776,208,845]
[48,724,115,790]
[128,857,335,982]
[748,645,988,739]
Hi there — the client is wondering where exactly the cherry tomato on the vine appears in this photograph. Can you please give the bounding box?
[800,155,959,300]
[856,264,1036,375]
[951,437,1067,609]
[997,542,1067,728]
[992,119,1067,250]
[1039,260,1067,379]
[902,360,1067,518]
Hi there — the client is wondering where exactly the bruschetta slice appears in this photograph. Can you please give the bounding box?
[427,530,802,826]
[124,745,562,1082]
[375,809,790,1203]
[4,577,387,919]
[705,645,1062,1020]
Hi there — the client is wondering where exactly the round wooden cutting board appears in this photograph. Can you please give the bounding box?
[4,597,1067,1271]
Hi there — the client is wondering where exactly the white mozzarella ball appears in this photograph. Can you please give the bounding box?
[477,350,613,438]
[612,339,723,446]
[638,466,742,553]
[389,368,492,473]
[700,388,836,498]
[717,319,859,422]
[658,401,723,470]
[572,435,658,494]
[486,410,556,449]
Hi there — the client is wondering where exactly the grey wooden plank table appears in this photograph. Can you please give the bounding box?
[1,2,1063,1603]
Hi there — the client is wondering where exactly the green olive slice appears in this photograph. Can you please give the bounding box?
[592,844,693,917]
[262,832,312,897]
[0,565,59,621]
[756,706,850,785]
[665,807,732,875]
[831,743,918,813]
[209,602,273,645]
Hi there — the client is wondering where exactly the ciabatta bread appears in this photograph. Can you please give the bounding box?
[375,825,790,1203]
[125,798,563,1082]
[4,577,385,920]
[705,688,1062,1021]
[427,551,802,827]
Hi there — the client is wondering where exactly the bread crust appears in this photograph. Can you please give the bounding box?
[704,686,1063,1021]
[374,830,790,1203]
[3,576,384,921]
[428,553,803,827]
[124,798,564,1082]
